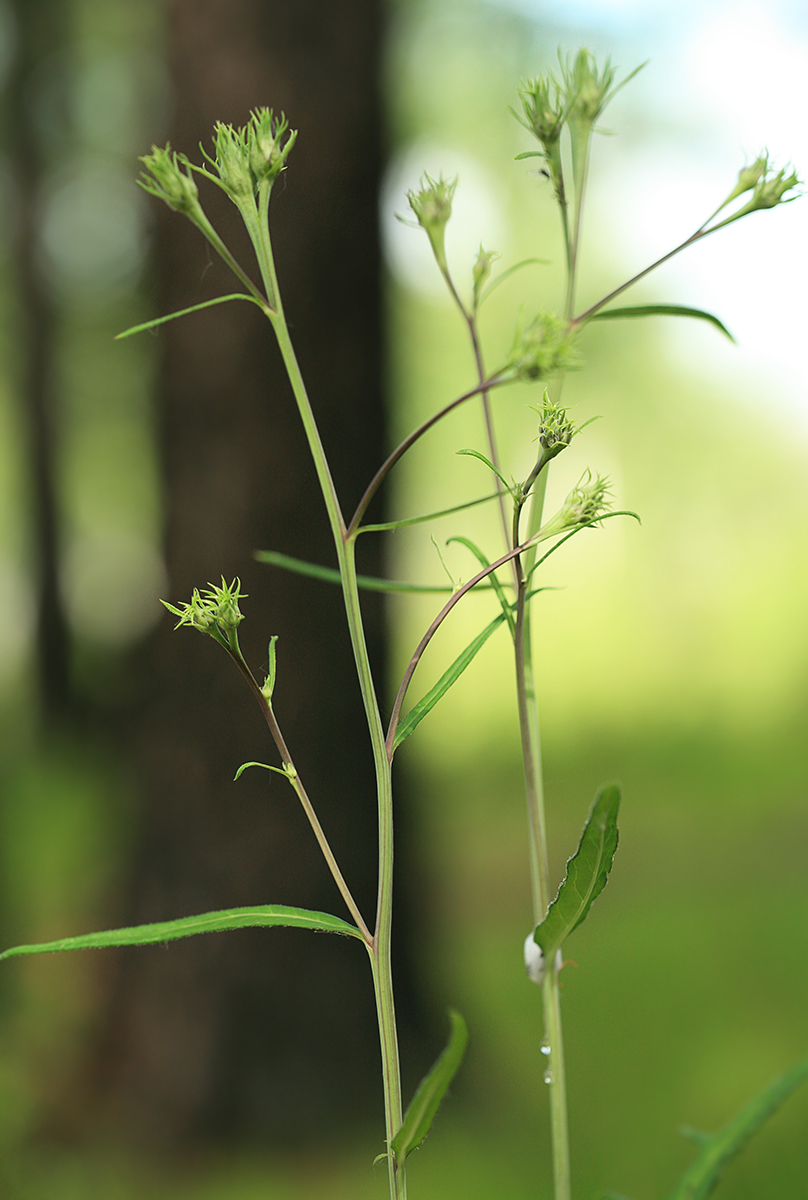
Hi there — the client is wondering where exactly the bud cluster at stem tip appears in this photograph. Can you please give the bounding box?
[534,394,578,467]
[162,578,246,646]
[138,144,203,217]
[401,173,457,273]
[203,108,297,202]
[537,471,612,542]
[504,310,580,382]
[714,151,801,227]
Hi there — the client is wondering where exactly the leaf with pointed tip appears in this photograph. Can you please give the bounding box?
[586,304,735,342]
[391,1010,469,1164]
[0,905,365,962]
[393,585,547,750]
[666,1053,808,1200]
[447,536,514,634]
[256,551,453,594]
[116,293,265,340]
[477,257,547,304]
[455,448,512,492]
[394,610,508,749]
[234,761,289,781]
[533,785,620,960]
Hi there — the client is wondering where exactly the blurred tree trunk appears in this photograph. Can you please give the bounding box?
[6,0,72,720]
[89,0,428,1146]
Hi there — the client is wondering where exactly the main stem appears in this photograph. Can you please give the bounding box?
[260,238,404,1194]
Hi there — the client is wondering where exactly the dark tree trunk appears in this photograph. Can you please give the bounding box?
[6,0,72,721]
[90,0,426,1147]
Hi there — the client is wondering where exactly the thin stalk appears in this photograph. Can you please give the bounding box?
[248,201,405,1196]
[229,648,372,943]
[543,966,571,1200]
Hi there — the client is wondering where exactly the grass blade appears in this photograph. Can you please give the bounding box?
[585,304,735,342]
[391,1010,469,1164]
[533,784,620,960]
[0,905,365,961]
[666,1053,808,1200]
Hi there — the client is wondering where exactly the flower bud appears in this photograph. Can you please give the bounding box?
[139,144,203,217]
[471,245,500,310]
[163,578,246,643]
[405,173,457,273]
[537,471,611,542]
[504,310,579,382]
[247,108,297,187]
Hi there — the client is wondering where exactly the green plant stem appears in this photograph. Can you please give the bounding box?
[229,648,373,944]
[249,209,405,1199]
[543,965,571,1200]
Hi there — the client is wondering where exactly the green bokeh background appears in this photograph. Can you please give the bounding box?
[1,1,807,1197]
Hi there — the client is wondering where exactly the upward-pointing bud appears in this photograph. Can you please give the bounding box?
[403,173,457,274]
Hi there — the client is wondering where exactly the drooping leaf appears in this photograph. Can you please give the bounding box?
[533,784,620,960]
[455,448,513,492]
[391,1010,469,1164]
[666,1052,808,1200]
[116,293,265,340]
[585,304,735,342]
[0,905,365,962]
[234,760,289,781]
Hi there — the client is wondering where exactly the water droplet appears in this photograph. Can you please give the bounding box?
[543,1069,553,1085]
[540,1037,551,1056]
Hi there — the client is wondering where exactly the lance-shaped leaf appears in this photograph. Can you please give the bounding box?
[256,550,453,595]
[116,292,265,339]
[533,784,620,961]
[585,304,735,342]
[0,904,365,962]
[391,1010,469,1164]
[393,586,546,750]
[665,1052,808,1200]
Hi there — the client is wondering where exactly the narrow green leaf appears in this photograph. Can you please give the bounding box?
[116,293,265,340]
[478,256,548,304]
[393,585,548,750]
[234,760,289,781]
[586,304,735,342]
[666,1053,808,1200]
[394,611,508,749]
[447,535,514,634]
[391,1010,469,1164]
[358,490,507,535]
[0,905,365,961]
[533,784,621,960]
[255,550,454,595]
[456,448,512,492]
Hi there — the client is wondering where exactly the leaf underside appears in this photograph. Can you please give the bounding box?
[533,784,621,959]
[665,1052,808,1200]
[391,1010,469,1164]
[0,904,364,961]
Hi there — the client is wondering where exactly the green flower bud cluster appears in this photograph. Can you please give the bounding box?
[138,144,203,218]
[404,173,457,273]
[538,471,611,542]
[710,153,801,231]
[163,577,246,645]
[536,396,577,464]
[505,311,579,382]
[204,109,297,201]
